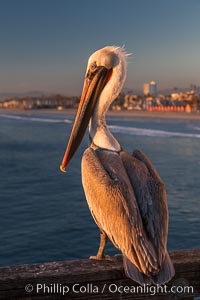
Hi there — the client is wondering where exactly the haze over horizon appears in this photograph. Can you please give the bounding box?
[0,0,200,95]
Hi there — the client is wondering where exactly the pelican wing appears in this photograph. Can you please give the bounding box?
[121,150,168,266]
[81,147,159,275]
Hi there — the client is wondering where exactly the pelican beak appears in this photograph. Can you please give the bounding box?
[60,66,111,172]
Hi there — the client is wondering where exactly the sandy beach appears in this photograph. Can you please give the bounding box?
[1,108,200,121]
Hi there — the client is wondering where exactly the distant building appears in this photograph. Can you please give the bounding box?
[171,90,196,102]
[144,81,157,95]
[143,83,149,96]
[0,95,79,110]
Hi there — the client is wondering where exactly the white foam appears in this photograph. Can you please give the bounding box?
[188,125,200,131]
[1,114,200,139]
[109,125,200,139]
[0,114,72,123]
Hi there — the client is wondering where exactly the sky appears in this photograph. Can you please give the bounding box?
[0,0,200,95]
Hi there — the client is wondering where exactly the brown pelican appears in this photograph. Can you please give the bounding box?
[60,46,175,285]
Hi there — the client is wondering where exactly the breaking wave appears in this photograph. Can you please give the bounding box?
[1,114,200,139]
[109,125,200,139]
[0,114,72,123]
[188,125,200,131]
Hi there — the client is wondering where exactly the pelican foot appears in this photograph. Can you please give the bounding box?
[89,255,113,261]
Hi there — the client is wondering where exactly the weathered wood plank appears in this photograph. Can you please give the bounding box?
[0,249,200,299]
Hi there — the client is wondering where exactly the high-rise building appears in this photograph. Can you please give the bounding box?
[143,81,157,95]
[143,83,150,96]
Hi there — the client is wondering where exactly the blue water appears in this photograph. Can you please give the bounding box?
[0,111,200,267]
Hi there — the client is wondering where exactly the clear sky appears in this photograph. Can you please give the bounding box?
[0,0,200,95]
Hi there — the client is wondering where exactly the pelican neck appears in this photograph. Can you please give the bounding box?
[89,109,121,152]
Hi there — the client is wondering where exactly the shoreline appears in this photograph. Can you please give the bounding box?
[0,108,200,121]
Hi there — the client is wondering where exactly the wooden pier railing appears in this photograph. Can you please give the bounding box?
[0,249,200,300]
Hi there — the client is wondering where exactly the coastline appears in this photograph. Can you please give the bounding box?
[0,108,200,121]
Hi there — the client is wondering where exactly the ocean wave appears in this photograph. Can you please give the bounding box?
[109,125,200,138]
[0,114,72,123]
[1,114,200,138]
[188,125,200,131]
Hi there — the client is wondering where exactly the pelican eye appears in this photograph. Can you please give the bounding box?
[90,62,97,72]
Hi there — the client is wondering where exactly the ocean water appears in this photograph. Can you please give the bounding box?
[0,111,200,267]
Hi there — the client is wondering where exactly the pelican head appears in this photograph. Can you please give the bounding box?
[60,46,127,172]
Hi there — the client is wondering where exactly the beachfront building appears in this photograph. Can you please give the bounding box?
[171,90,196,102]
[123,94,143,110]
[0,95,79,110]
[144,81,157,96]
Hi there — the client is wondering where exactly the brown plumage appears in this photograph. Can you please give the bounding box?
[60,46,175,285]
[82,147,174,284]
